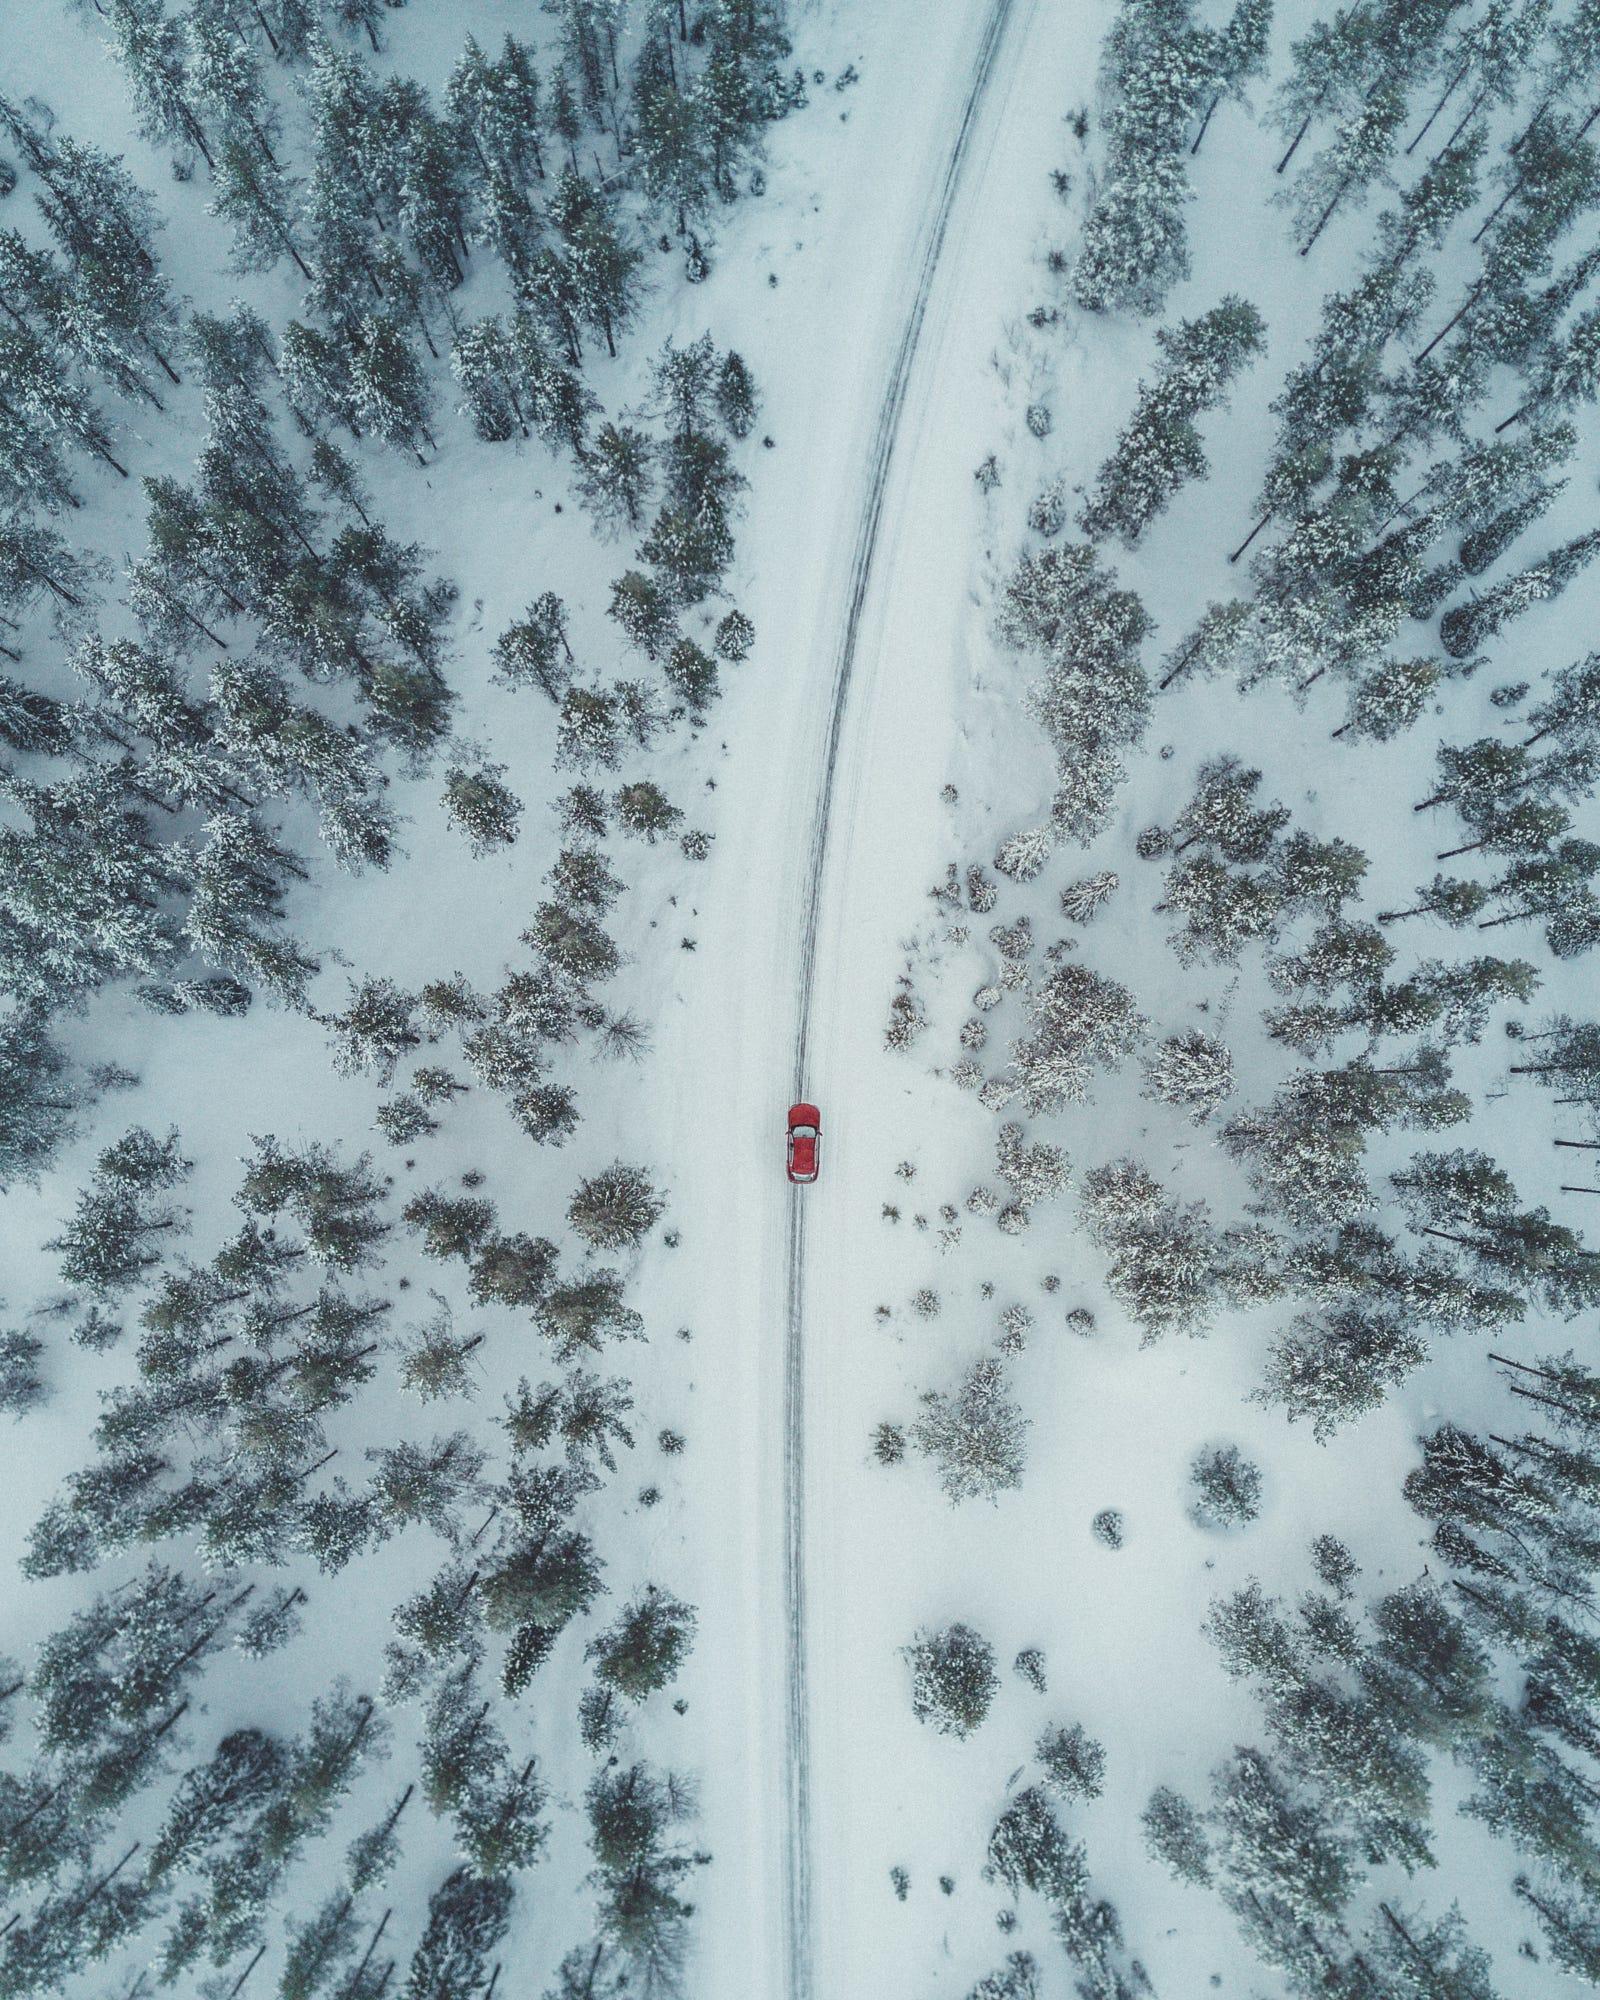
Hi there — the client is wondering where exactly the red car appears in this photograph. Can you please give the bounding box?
[787,1102,821,1184]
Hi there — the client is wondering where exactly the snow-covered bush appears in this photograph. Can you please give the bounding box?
[1036,1721,1106,1801]
[1188,1444,1263,1530]
[912,1356,1028,1503]
[904,1622,998,1737]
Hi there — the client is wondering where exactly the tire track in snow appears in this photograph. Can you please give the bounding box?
[782,2,1023,1991]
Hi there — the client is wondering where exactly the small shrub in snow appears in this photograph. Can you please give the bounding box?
[595,1012,650,1064]
[1025,403,1053,438]
[1036,1722,1105,1802]
[967,866,998,912]
[974,983,1004,1012]
[998,1305,1032,1355]
[1066,1306,1095,1334]
[990,916,1034,961]
[872,1421,906,1466]
[1135,824,1170,860]
[996,1202,1028,1235]
[881,1203,900,1222]
[1091,1508,1125,1550]
[890,1865,910,1902]
[1188,1444,1262,1530]
[568,1163,665,1250]
[951,1059,984,1091]
[959,1016,988,1053]
[1013,1646,1047,1693]
[1311,1534,1359,1600]
[680,828,713,861]
[586,1585,695,1702]
[996,1122,1071,1211]
[884,985,926,1052]
[1141,1029,1234,1123]
[377,1094,438,1147]
[1059,870,1119,924]
[997,954,1029,993]
[913,1356,1028,1503]
[975,453,1001,492]
[911,1288,941,1320]
[657,1428,685,1456]
[1141,1787,1212,1886]
[895,1161,918,1180]
[1028,479,1068,538]
[443,758,522,855]
[905,1622,998,1737]
[966,1951,1040,2000]
[994,825,1053,883]
[932,863,964,911]
[967,1185,999,1215]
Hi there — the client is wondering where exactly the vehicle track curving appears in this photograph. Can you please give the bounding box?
[781,3,1024,1992]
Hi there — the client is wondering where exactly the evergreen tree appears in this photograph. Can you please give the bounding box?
[402,1869,511,2000]
[1073,0,1217,314]
[0,1010,88,1188]
[1441,529,1600,657]
[49,1126,191,1295]
[1080,296,1265,543]
[584,1762,703,1994]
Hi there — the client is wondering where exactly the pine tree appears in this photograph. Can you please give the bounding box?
[49,1126,191,1295]
[1286,73,1408,257]
[1141,1029,1234,1121]
[584,1762,702,1992]
[1080,296,1265,543]
[324,977,420,1086]
[0,1011,87,1188]
[1073,0,1217,315]
[402,1869,512,2000]
[578,422,656,531]
[1441,528,1600,656]
[1036,1721,1107,1802]
[104,0,215,170]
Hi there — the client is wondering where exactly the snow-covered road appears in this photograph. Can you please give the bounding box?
[654,2,1111,1993]
[781,3,1031,1992]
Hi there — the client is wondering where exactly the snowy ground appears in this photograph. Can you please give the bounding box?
[6,0,1600,1995]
